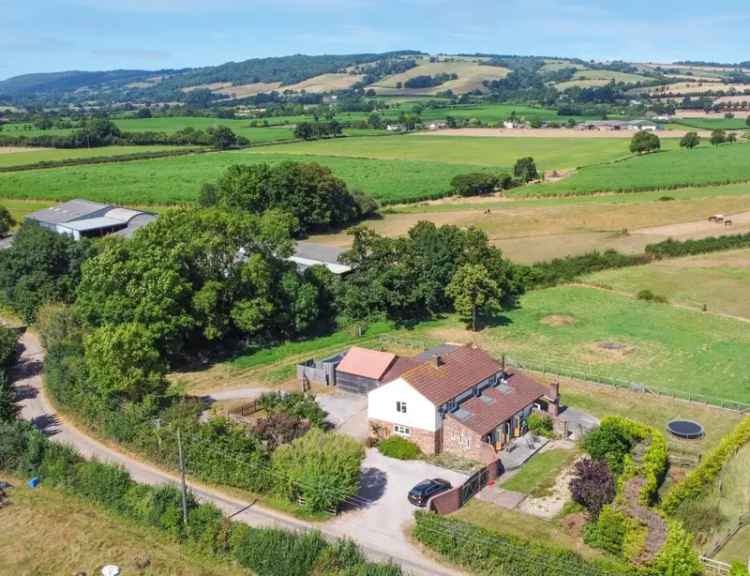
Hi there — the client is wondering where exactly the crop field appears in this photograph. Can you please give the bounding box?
[0,478,245,576]
[372,59,510,95]
[527,142,750,196]
[420,285,750,404]
[0,149,504,205]
[0,145,186,168]
[255,135,635,170]
[582,249,750,320]
[554,69,651,89]
[671,117,749,130]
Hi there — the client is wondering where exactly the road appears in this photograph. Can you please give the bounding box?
[13,329,464,576]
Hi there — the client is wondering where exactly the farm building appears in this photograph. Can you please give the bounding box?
[25,199,157,240]
[288,242,352,275]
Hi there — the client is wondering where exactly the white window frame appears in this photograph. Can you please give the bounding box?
[393,424,411,436]
[396,401,408,414]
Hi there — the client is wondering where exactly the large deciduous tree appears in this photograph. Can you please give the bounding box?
[629,131,661,155]
[447,263,502,331]
[0,206,14,237]
[513,157,539,182]
[679,131,700,149]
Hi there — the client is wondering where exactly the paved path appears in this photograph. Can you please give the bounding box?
[13,329,464,576]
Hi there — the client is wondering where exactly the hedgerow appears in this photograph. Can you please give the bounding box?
[413,511,633,576]
[661,417,750,514]
[646,233,750,259]
[0,419,400,576]
[519,250,650,289]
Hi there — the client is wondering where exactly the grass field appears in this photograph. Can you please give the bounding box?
[0,478,246,576]
[672,117,750,130]
[254,135,637,170]
[501,448,578,496]
[0,149,505,205]
[554,69,651,90]
[529,142,750,196]
[0,145,187,168]
[419,285,750,404]
[582,249,750,320]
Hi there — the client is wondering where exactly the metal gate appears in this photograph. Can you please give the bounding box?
[460,467,489,505]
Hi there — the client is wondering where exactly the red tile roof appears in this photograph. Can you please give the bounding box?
[336,346,396,380]
[399,345,503,405]
[449,371,551,436]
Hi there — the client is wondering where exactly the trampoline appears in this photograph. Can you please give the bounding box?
[667,420,705,440]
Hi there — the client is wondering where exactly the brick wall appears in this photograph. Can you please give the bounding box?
[442,415,486,461]
[369,418,440,455]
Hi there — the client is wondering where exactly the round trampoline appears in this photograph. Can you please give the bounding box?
[667,420,705,440]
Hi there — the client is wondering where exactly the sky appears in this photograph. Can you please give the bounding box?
[1,0,748,80]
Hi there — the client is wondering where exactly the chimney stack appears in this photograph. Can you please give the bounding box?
[432,354,443,368]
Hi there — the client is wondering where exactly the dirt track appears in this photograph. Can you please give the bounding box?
[421,128,705,139]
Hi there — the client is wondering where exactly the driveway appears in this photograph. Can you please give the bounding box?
[316,391,369,440]
[328,448,468,563]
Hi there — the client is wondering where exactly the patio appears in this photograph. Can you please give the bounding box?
[499,432,549,471]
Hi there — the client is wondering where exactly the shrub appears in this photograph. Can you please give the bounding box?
[583,420,635,475]
[271,429,364,513]
[230,524,327,576]
[584,505,626,554]
[377,436,422,460]
[449,173,500,197]
[652,521,703,576]
[569,458,616,518]
[637,289,668,304]
[527,412,554,438]
[662,417,750,514]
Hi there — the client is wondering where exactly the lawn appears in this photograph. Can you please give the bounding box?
[419,285,750,405]
[501,448,578,496]
[582,249,750,320]
[526,142,750,196]
[255,135,636,171]
[0,478,246,576]
[0,148,504,205]
[0,145,186,168]
[452,500,605,560]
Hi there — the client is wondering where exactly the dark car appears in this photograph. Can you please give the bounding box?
[408,478,452,507]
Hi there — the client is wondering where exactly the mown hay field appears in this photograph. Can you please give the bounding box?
[525,142,750,197]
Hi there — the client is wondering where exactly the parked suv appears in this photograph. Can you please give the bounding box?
[408,478,452,507]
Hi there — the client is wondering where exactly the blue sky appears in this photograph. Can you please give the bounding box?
[1,0,748,80]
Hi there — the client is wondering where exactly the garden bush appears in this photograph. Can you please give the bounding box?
[377,435,422,460]
[584,505,627,555]
[570,458,616,518]
[527,412,554,438]
[637,289,668,304]
[652,521,703,576]
[662,417,750,514]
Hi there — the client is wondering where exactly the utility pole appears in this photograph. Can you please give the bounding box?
[176,429,189,528]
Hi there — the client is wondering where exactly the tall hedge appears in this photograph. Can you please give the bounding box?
[662,417,750,514]
[646,232,750,259]
[413,511,633,576]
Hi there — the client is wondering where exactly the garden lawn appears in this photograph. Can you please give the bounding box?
[501,448,578,496]
[253,135,636,171]
[0,149,502,205]
[582,249,750,320]
[420,285,750,404]
[0,477,246,576]
[525,142,750,196]
[0,145,186,168]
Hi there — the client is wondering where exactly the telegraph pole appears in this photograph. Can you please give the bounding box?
[176,429,189,528]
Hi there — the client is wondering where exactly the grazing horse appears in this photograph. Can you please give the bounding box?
[724,219,733,227]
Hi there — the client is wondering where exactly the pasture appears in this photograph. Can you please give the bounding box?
[671,117,749,130]
[529,142,750,196]
[420,285,750,404]
[554,69,651,89]
[581,249,750,320]
[371,58,510,95]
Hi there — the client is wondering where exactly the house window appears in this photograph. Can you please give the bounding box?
[394,424,411,436]
[396,401,407,414]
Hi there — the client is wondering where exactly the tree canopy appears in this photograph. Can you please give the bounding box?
[0,206,14,237]
[447,263,503,331]
[513,157,539,182]
[679,131,700,150]
[201,162,377,235]
[75,208,326,357]
[629,131,661,154]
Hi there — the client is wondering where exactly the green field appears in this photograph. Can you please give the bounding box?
[529,142,750,196]
[421,285,750,404]
[254,135,635,171]
[672,117,750,131]
[582,249,750,320]
[0,148,502,205]
[0,145,187,168]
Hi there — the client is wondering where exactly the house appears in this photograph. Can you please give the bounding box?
[288,242,352,275]
[428,121,448,130]
[25,199,157,240]
[367,344,559,462]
